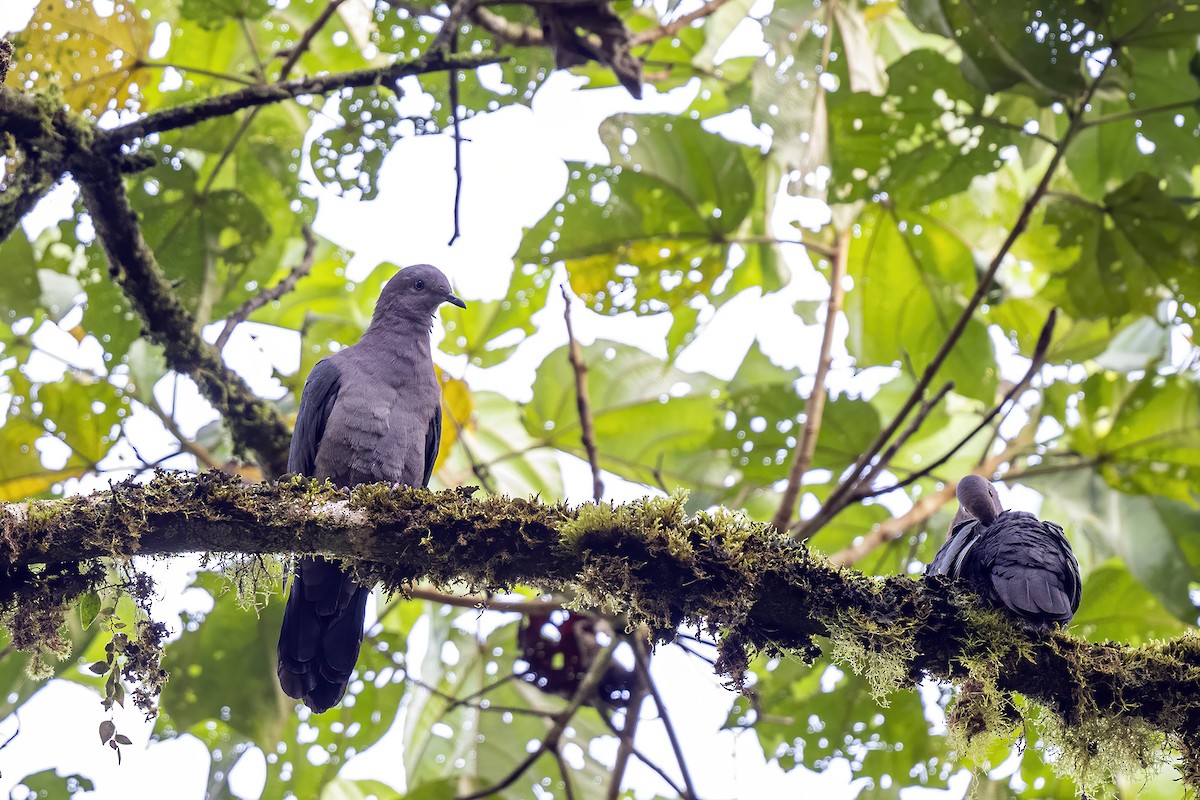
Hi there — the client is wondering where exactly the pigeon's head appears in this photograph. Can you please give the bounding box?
[954,474,1002,527]
[371,264,466,328]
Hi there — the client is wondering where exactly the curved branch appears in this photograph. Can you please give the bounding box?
[2,470,1199,784]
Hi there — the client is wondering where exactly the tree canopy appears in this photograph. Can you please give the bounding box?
[1,0,1199,797]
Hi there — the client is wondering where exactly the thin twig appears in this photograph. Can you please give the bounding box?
[428,0,479,56]
[1080,98,1200,129]
[447,29,465,245]
[553,746,578,800]
[827,425,1034,567]
[278,0,352,78]
[854,309,1057,500]
[629,0,734,47]
[845,380,955,501]
[562,286,604,503]
[456,633,618,800]
[631,637,698,800]
[772,229,849,532]
[405,586,562,615]
[148,399,224,470]
[796,60,1111,540]
[214,224,317,351]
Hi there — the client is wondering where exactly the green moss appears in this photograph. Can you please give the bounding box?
[827,605,919,706]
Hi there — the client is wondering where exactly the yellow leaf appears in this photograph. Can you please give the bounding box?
[0,466,87,502]
[7,0,151,118]
[435,368,472,473]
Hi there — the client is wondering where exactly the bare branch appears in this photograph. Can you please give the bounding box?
[632,636,697,799]
[214,225,318,351]
[605,675,648,800]
[797,62,1111,540]
[629,0,733,47]
[827,430,1031,567]
[772,229,849,532]
[562,286,604,502]
[277,0,353,79]
[404,586,563,615]
[854,309,1058,501]
[96,52,505,148]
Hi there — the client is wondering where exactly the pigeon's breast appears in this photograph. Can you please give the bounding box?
[313,364,437,488]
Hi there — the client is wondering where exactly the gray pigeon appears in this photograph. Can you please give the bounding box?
[277,264,465,713]
[928,475,1081,629]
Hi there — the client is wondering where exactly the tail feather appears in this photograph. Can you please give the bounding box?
[278,557,369,713]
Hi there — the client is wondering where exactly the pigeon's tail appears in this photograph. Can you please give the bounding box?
[277,557,369,713]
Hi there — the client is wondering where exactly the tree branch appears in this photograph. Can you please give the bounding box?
[562,286,604,503]
[95,52,506,148]
[628,0,733,47]
[70,156,293,477]
[4,471,1200,785]
[797,61,1110,540]
[772,229,848,532]
[632,636,697,799]
[457,625,618,800]
[852,310,1057,501]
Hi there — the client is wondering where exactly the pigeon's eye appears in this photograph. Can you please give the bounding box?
[414,279,426,291]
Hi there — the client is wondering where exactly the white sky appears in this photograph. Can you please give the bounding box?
[0,1,984,798]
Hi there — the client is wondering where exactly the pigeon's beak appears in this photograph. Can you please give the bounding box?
[445,292,467,309]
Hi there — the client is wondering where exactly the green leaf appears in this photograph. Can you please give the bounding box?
[309,88,401,201]
[434,390,563,499]
[828,50,1013,205]
[843,204,998,403]
[1071,560,1189,644]
[905,0,1097,98]
[522,341,728,499]
[180,0,272,30]
[519,114,775,319]
[1033,469,1200,623]
[440,263,552,368]
[320,779,403,800]
[1043,174,1200,321]
[158,573,291,747]
[727,655,951,795]
[1069,371,1200,503]
[7,769,95,798]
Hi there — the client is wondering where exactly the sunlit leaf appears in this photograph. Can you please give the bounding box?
[7,0,152,117]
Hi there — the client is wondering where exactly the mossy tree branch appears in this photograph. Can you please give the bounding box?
[2,471,1199,786]
[70,153,294,477]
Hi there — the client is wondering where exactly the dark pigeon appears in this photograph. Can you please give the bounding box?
[277,264,465,713]
[928,475,1081,629]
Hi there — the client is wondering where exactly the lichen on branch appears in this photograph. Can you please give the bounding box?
[1,471,1199,789]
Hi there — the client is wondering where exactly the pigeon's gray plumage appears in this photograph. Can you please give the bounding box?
[928,475,1081,629]
[277,264,464,713]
